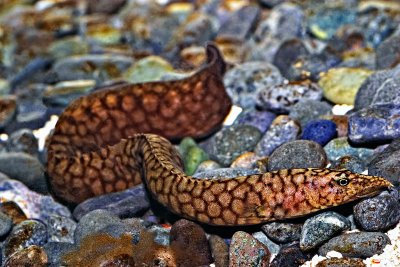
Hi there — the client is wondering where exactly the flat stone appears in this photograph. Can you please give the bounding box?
[368,139,400,185]
[289,99,332,128]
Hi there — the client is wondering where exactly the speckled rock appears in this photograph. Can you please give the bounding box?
[289,99,332,128]
[43,242,75,267]
[73,184,149,221]
[209,125,262,166]
[230,152,264,170]
[194,160,221,174]
[223,62,285,109]
[179,137,209,175]
[261,222,302,244]
[229,231,271,267]
[234,109,276,133]
[170,219,212,266]
[300,211,351,251]
[376,35,400,69]
[123,56,174,84]
[0,96,17,129]
[252,231,280,255]
[4,245,48,267]
[148,225,170,246]
[0,211,12,238]
[268,140,327,171]
[0,201,27,225]
[301,119,337,146]
[348,103,400,144]
[209,234,229,267]
[258,80,323,113]
[354,193,400,231]
[316,257,366,267]
[3,219,48,259]
[331,155,366,173]
[46,215,76,243]
[193,168,259,179]
[324,137,374,163]
[255,115,300,157]
[270,241,311,267]
[318,232,391,258]
[368,139,400,185]
[5,128,38,156]
[354,66,400,110]
[318,67,372,105]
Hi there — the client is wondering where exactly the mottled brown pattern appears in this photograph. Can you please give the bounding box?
[47,44,392,226]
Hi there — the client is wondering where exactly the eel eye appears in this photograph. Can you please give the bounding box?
[338,178,349,186]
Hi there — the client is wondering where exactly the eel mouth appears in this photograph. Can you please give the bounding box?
[356,180,394,199]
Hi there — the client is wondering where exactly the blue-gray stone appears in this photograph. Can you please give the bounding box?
[148,225,170,246]
[261,222,302,244]
[270,242,311,267]
[253,231,280,254]
[43,242,75,267]
[0,212,12,238]
[6,129,38,156]
[46,215,76,243]
[300,211,351,251]
[234,109,276,133]
[73,184,150,221]
[289,99,332,128]
[330,155,366,173]
[348,103,400,144]
[376,35,400,69]
[354,193,400,231]
[324,137,374,163]
[97,222,141,244]
[368,139,400,185]
[273,39,309,79]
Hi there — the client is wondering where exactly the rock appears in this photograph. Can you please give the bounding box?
[87,0,126,14]
[300,211,351,251]
[318,67,372,105]
[252,231,280,254]
[270,242,311,267]
[324,137,374,163]
[73,184,150,221]
[148,225,170,246]
[170,219,212,266]
[316,257,366,267]
[46,215,76,243]
[301,119,337,146]
[177,14,217,49]
[376,35,400,69]
[0,152,47,194]
[289,99,332,128]
[48,37,90,60]
[6,128,38,156]
[368,139,400,185]
[229,231,271,267]
[223,61,284,109]
[230,152,264,169]
[0,201,27,225]
[330,155,366,173]
[97,222,141,244]
[354,193,400,231]
[273,39,309,79]
[209,234,229,267]
[258,0,286,8]
[324,115,348,137]
[43,242,75,267]
[179,137,209,176]
[0,96,17,129]
[9,57,53,89]
[209,125,262,166]
[123,56,174,84]
[194,160,221,174]
[261,222,302,244]
[258,80,323,113]
[193,167,259,179]
[74,209,121,244]
[3,219,48,259]
[268,140,327,171]
[4,245,48,267]
[348,103,400,144]
[339,47,376,70]
[255,115,300,157]
[318,232,391,258]
[354,67,400,110]
[0,211,12,238]
[0,172,10,182]
[234,109,276,133]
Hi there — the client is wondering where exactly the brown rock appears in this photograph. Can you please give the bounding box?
[316,257,366,267]
[0,201,27,225]
[4,245,48,267]
[209,235,229,267]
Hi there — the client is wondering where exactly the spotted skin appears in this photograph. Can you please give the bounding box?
[47,44,392,226]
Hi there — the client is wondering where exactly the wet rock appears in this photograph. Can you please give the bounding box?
[348,103,400,144]
[368,139,400,185]
[354,193,400,231]
[194,160,221,174]
[252,231,280,255]
[148,225,170,246]
[0,201,27,225]
[177,13,217,49]
[230,152,264,169]
[97,222,141,244]
[0,152,47,194]
[339,47,376,70]
[223,61,284,109]
[229,231,271,267]
[268,140,327,171]
[316,257,366,267]
[376,35,400,69]
[73,184,150,221]
[325,115,348,137]
[193,167,259,179]
[273,39,309,79]
[270,242,311,267]
[258,80,323,113]
[87,0,127,14]
[4,245,48,267]
[261,222,302,244]
[318,67,372,105]
[209,234,229,267]
[6,128,38,156]
[46,215,76,243]
[300,212,351,251]
[301,119,337,146]
[289,99,332,128]
[43,242,75,267]
[170,219,212,266]
[318,232,391,258]
[255,115,300,157]
[0,96,17,129]
[234,109,276,133]
[0,211,12,238]
[179,137,209,176]
[324,137,374,163]
[330,155,366,173]
[48,37,90,60]
[209,125,262,166]
[3,219,48,258]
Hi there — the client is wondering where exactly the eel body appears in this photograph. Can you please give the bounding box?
[47,44,392,226]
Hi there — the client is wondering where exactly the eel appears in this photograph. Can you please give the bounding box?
[47,43,392,226]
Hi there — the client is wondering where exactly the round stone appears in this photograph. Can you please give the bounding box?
[301,119,337,146]
[289,99,332,128]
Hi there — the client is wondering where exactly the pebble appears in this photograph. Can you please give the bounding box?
[270,241,311,267]
[43,242,75,267]
[261,222,302,244]
[3,219,48,259]
[354,66,400,110]
[231,152,266,170]
[348,103,400,144]
[193,167,259,179]
[148,225,170,246]
[252,231,281,255]
[46,215,76,243]
[323,115,348,137]
[169,219,213,266]
[234,109,276,133]
[368,139,400,185]
[48,37,89,60]
[73,184,150,221]
[315,257,366,267]
[376,35,400,69]
[3,245,48,267]
[300,211,351,251]
[255,115,300,157]
[5,128,38,156]
[209,234,229,267]
[179,137,209,175]
[301,119,337,146]
[0,96,17,129]
[209,125,262,166]
[223,61,285,109]
[324,137,374,163]
[0,201,27,225]
[330,155,366,173]
[98,222,141,244]
[318,232,391,258]
[193,160,221,174]
[229,231,271,267]
[318,67,373,105]
[0,212,12,238]
[289,99,332,128]
[257,80,323,113]
[354,193,400,231]
[268,140,327,171]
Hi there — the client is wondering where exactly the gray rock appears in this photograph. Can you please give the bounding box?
[289,99,332,128]
[354,193,400,231]
[376,35,400,69]
[148,225,170,246]
[193,160,221,174]
[253,231,280,254]
[97,222,141,244]
[368,139,400,185]
[46,215,76,243]
[300,211,351,251]
[0,212,12,238]
[330,155,366,173]
[6,129,38,156]
[0,96,17,129]
[270,241,311,267]
[43,242,75,267]
[318,232,391,258]
[0,172,10,182]
[324,137,374,163]
[234,109,276,133]
[193,167,259,179]
[261,222,302,244]
[268,140,327,171]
